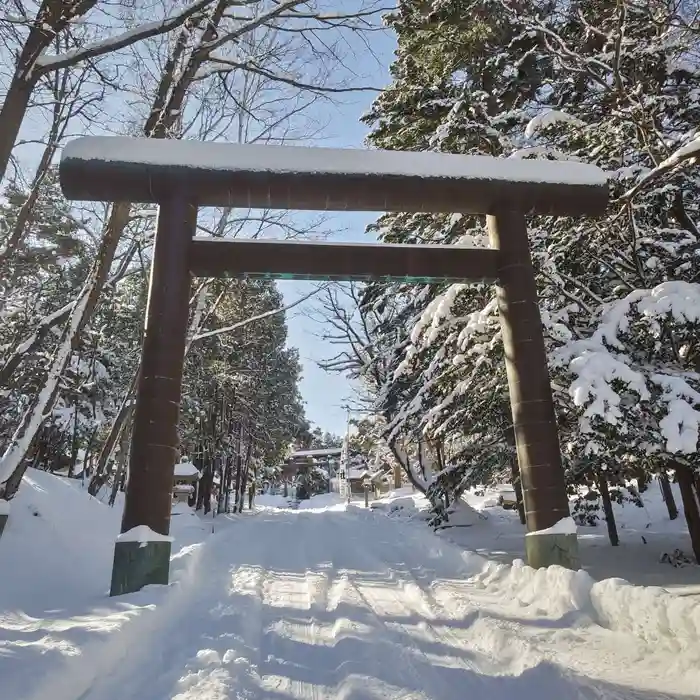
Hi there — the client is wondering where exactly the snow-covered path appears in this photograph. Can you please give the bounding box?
[43,505,699,700]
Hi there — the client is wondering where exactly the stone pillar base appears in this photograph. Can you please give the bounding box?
[110,539,171,596]
[525,532,579,570]
[0,513,7,539]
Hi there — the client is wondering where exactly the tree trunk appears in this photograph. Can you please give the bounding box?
[658,471,678,520]
[231,430,243,513]
[675,462,700,563]
[389,441,427,494]
[220,455,231,514]
[634,466,649,493]
[88,370,138,494]
[393,459,402,489]
[237,435,253,512]
[596,469,619,546]
[68,405,79,478]
[0,71,37,185]
[108,426,130,506]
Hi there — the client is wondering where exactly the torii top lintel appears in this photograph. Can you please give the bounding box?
[59,136,608,217]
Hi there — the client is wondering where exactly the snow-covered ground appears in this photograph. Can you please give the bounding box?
[1,470,699,700]
[373,481,700,596]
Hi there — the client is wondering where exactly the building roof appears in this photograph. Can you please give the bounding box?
[289,448,342,458]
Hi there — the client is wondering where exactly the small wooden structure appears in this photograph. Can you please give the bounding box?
[347,467,391,497]
[59,135,608,595]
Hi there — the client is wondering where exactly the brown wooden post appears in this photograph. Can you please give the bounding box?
[488,211,579,570]
[110,194,196,596]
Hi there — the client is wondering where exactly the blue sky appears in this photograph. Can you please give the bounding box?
[279,31,396,437]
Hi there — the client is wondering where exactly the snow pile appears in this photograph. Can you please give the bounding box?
[468,558,700,661]
[297,492,343,510]
[255,493,292,508]
[171,501,197,517]
[470,558,594,618]
[591,577,700,650]
[366,482,700,659]
[255,492,344,511]
[0,469,217,700]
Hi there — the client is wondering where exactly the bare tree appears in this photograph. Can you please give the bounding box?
[0,0,386,502]
[0,0,216,183]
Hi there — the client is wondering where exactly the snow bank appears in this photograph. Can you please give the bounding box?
[469,558,700,661]
[0,468,216,700]
[256,492,344,511]
[298,492,344,510]
[591,577,700,651]
[256,493,292,508]
[369,484,700,663]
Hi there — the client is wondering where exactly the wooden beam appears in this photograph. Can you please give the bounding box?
[189,238,501,283]
[60,136,608,217]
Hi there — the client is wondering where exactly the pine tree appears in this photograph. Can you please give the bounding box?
[360,0,551,505]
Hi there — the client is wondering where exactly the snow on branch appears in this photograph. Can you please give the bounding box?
[191,285,322,342]
[35,0,215,74]
[622,133,700,200]
[524,110,585,139]
[552,281,700,454]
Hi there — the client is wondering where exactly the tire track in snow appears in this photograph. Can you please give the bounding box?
[73,513,289,700]
[259,511,330,700]
[320,510,487,700]
[258,510,431,699]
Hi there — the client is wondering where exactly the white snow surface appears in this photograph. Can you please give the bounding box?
[116,525,174,543]
[62,136,607,186]
[1,471,699,700]
[0,499,10,515]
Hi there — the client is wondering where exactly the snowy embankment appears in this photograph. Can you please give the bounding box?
[0,469,220,700]
[2,472,700,699]
[372,486,700,661]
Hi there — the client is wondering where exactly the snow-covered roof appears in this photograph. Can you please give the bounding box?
[348,468,369,479]
[289,448,342,458]
[174,461,200,478]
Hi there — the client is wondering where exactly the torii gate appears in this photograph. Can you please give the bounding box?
[59,137,607,596]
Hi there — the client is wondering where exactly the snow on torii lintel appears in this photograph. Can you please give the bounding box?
[60,136,608,217]
[62,136,606,187]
